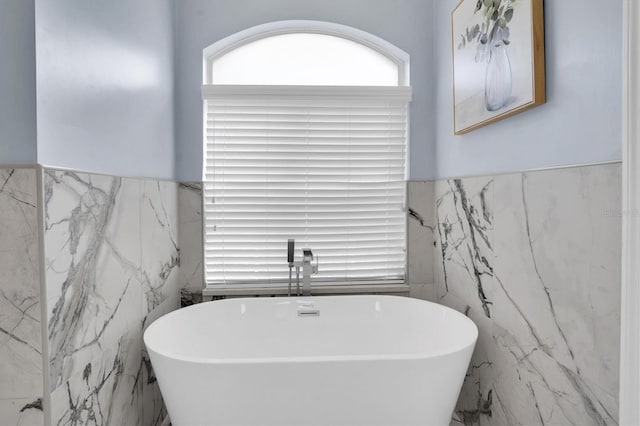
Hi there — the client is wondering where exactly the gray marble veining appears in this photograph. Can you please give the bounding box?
[140,180,179,426]
[6,162,617,426]
[435,177,494,320]
[0,398,44,426]
[0,168,44,424]
[407,181,436,301]
[45,171,142,425]
[141,180,180,317]
[435,163,621,425]
[140,297,174,426]
[489,166,620,425]
[43,170,180,426]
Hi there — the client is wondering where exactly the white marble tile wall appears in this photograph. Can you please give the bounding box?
[178,183,204,305]
[141,181,180,316]
[44,169,179,426]
[407,181,436,301]
[45,171,142,425]
[0,168,44,425]
[140,180,180,426]
[434,163,621,425]
[173,166,622,426]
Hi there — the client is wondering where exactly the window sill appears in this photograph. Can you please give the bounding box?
[202,283,409,298]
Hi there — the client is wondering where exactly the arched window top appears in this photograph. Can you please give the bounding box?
[203,21,409,86]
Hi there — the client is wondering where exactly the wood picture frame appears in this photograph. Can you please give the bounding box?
[452,0,545,135]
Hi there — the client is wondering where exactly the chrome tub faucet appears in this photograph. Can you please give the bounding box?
[287,239,318,296]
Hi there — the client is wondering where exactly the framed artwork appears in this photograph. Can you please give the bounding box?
[452,0,545,134]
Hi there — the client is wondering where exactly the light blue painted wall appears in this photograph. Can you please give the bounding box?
[35,0,176,180]
[8,0,622,179]
[174,0,436,182]
[0,0,37,165]
[433,0,622,179]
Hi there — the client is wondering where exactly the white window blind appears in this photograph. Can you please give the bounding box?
[203,85,411,288]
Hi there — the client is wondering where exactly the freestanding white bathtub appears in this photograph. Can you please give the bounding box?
[144,295,477,426]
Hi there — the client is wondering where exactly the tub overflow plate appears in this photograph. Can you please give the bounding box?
[297,301,320,317]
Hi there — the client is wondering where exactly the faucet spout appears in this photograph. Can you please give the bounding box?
[302,249,314,296]
[287,243,318,296]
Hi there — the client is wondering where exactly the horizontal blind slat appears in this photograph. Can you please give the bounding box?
[204,92,407,286]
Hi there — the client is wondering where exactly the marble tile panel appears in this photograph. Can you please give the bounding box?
[407,283,434,302]
[434,163,621,426]
[431,176,496,424]
[490,164,620,425]
[0,397,43,426]
[44,171,143,424]
[407,181,435,288]
[180,288,204,307]
[139,349,167,426]
[140,298,174,426]
[140,180,180,316]
[450,414,465,426]
[0,169,43,401]
[178,183,203,292]
[49,330,141,426]
[446,291,498,426]
[434,177,494,321]
[138,180,180,425]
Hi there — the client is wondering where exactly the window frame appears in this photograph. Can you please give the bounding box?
[201,21,412,296]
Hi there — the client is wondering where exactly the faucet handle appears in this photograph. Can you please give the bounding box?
[287,239,295,265]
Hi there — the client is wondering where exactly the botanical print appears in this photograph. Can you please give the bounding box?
[457,0,517,111]
[452,0,544,134]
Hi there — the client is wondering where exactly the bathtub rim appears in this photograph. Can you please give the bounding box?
[144,295,479,365]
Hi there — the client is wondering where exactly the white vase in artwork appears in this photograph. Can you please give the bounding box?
[484,44,512,111]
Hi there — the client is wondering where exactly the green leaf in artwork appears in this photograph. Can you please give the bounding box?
[489,21,498,40]
[457,0,517,61]
[504,8,514,22]
[467,24,480,41]
[458,34,466,50]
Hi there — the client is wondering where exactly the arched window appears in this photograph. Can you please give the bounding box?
[203,20,409,86]
[202,21,412,291]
